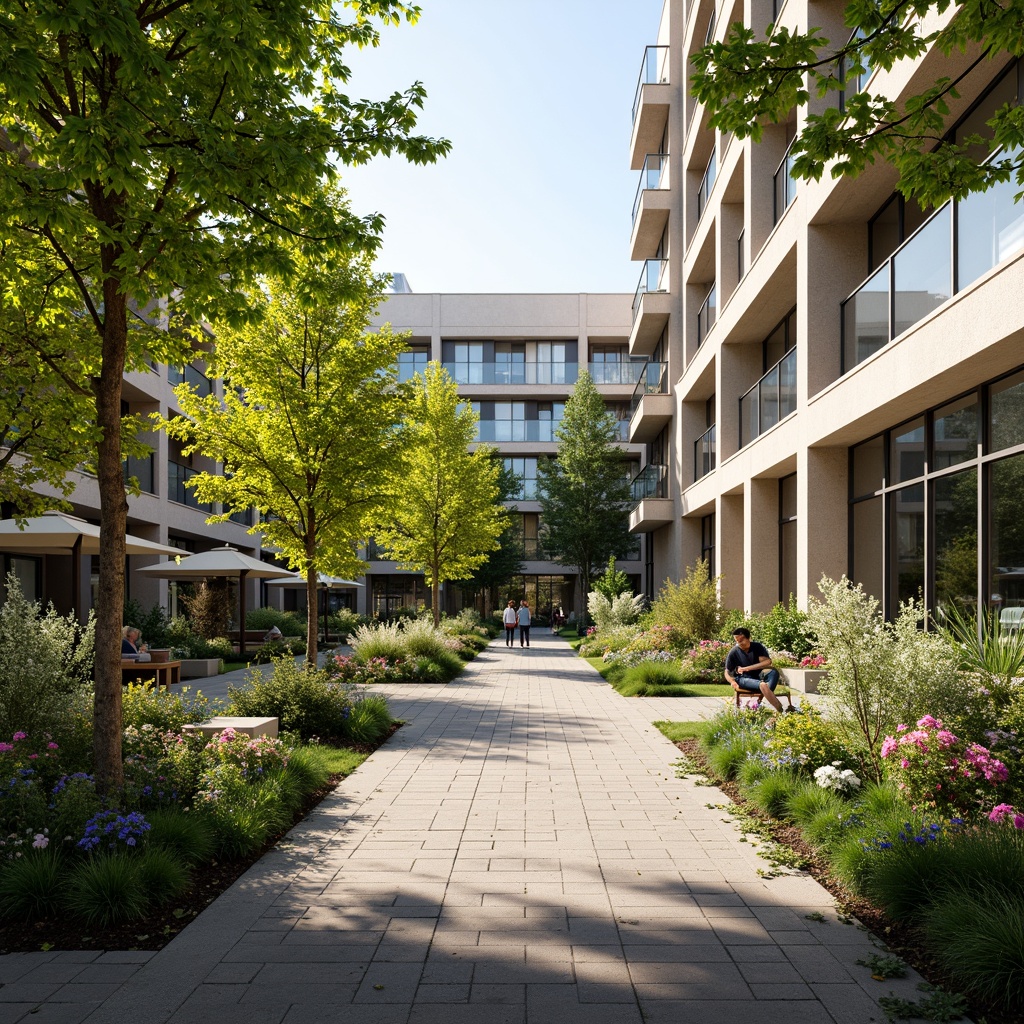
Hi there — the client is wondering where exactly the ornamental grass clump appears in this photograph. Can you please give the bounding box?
[0,849,65,921]
[349,620,406,662]
[65,854,150,926]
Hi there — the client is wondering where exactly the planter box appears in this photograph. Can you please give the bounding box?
[179,658,222,679]
[782,668,827,694]
[182,716,278,740]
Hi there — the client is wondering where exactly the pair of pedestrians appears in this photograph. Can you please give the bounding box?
[502,599,532,647]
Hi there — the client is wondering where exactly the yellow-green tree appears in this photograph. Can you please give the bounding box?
[375,363,506,626]
[164,241,410,665]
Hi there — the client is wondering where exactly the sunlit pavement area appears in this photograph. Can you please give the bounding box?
[1,631,934,1024]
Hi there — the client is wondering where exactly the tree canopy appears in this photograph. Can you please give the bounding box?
[164,237,411,665]
[537,371,633,616]
[0,0,448,787]
[375,363,506,626]
[691,0,1024,208]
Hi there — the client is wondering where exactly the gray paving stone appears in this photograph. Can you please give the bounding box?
[0,637,903,1024]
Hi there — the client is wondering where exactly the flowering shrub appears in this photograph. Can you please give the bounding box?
[204,729,289,781]
[765,706,853,775]
[988,803,1024,829]
[881,715,1009,814]
[602,649,675,668]
[814,762,862,795]
[683,639,731,676]
[77,809,151,852]
[588,590,645,633]
[860,816,966,853]
[799,654,827,669]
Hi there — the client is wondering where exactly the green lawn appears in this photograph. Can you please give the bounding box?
[653,720,708,742]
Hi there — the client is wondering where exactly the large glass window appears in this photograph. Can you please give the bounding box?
[990,369,1024,452]
[891,484,925,606]
[991,452,1024,613]
[701,514,715,578]
[933,396,979,470]
[503,457,541,500]
[891,418,925,484]
[780,475,797,603]
[397,348,428,382]
[852,435,884,497]
[852,497,884,605]
[934,470,978,615]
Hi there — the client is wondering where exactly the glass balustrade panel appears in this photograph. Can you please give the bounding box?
[893,205,951,338]
[958,147,1024,291]
[842,264,889,371]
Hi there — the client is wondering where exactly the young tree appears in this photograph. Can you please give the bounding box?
[0,1,448,787]
[537,371,633,617]
[691,1,1024,208]
[164,240,411,667]
[375,363,506,626]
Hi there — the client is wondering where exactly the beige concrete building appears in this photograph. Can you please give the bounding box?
[628,0,1024,618]
[362,292,645,620]
[1,354,268,619]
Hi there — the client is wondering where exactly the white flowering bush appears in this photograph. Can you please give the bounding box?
[813,762,862,795]
[0,572,94,737]
[588,590,646,634]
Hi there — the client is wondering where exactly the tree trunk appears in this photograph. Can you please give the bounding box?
[305,570,318,669]
[432,576,440,627]
[92,285,128,792]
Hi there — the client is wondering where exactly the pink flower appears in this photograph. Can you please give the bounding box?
[28,754,38,760]
[880,736,898,758]
[46,742,59,750]
[936,730,957,749]
[917,715,941,729]
[12,731,27,741]
[0,742,13,753]
[1015,815,1024,830]
[900,758,910,768]
[896,724,908,733]
[988,803,1015,823]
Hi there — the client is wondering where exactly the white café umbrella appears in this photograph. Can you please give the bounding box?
[0,511,183,620]
[265,573,364,642]
[135,545,296,657]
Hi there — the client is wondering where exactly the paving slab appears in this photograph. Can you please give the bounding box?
[1,632,938,1023]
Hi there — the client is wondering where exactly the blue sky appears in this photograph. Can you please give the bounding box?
[340,0,663,294]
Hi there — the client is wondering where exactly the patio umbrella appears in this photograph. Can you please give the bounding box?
[0,511,183,621]
[135,545,295,657]
[265,573,364,643]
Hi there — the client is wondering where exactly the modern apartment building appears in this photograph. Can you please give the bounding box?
[628,0,1024,618]
[360,292,645,620]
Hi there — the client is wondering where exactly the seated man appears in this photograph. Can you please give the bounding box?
[724,627,783,712]
[121,626,151,663]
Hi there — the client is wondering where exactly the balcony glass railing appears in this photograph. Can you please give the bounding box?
[697,283,717,345]
[632,259,669,320]
[632,153,670,223]
[739,348,796,448]
[696,150,717,221]
[773,138,799,224]
[841,149,1024,373]
[123,450,155,494]
[476,420,563,443]
[737,228,746,280]
[588,361,646,385]
[168,462,212,512]
[441,361,578,386]
[694,424,716,481]
[629,463,668,505]
[630,361,669,417]
[632,45,669,123]
[168,364,212,397]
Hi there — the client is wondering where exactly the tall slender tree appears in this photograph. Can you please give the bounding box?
[164,235,410,666]
[0,1,448,787]
[537,371,632,618]
[375,363,506,626]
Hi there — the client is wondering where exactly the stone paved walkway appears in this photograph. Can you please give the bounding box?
[0,632,930,1024]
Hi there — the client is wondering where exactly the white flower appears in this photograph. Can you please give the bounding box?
[32,834,48,849]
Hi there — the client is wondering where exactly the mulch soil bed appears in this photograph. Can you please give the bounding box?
[0,723,401,957]
[676,736,1014,1024]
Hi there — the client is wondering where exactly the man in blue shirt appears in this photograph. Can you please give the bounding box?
[724,627,783,712]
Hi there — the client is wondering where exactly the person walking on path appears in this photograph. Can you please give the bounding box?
[502,600,518,647]
[517,599,532,647]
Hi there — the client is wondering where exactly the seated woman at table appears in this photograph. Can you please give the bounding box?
[121,626,152,662]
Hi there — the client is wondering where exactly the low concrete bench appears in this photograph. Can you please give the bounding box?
[182,716,279,739]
